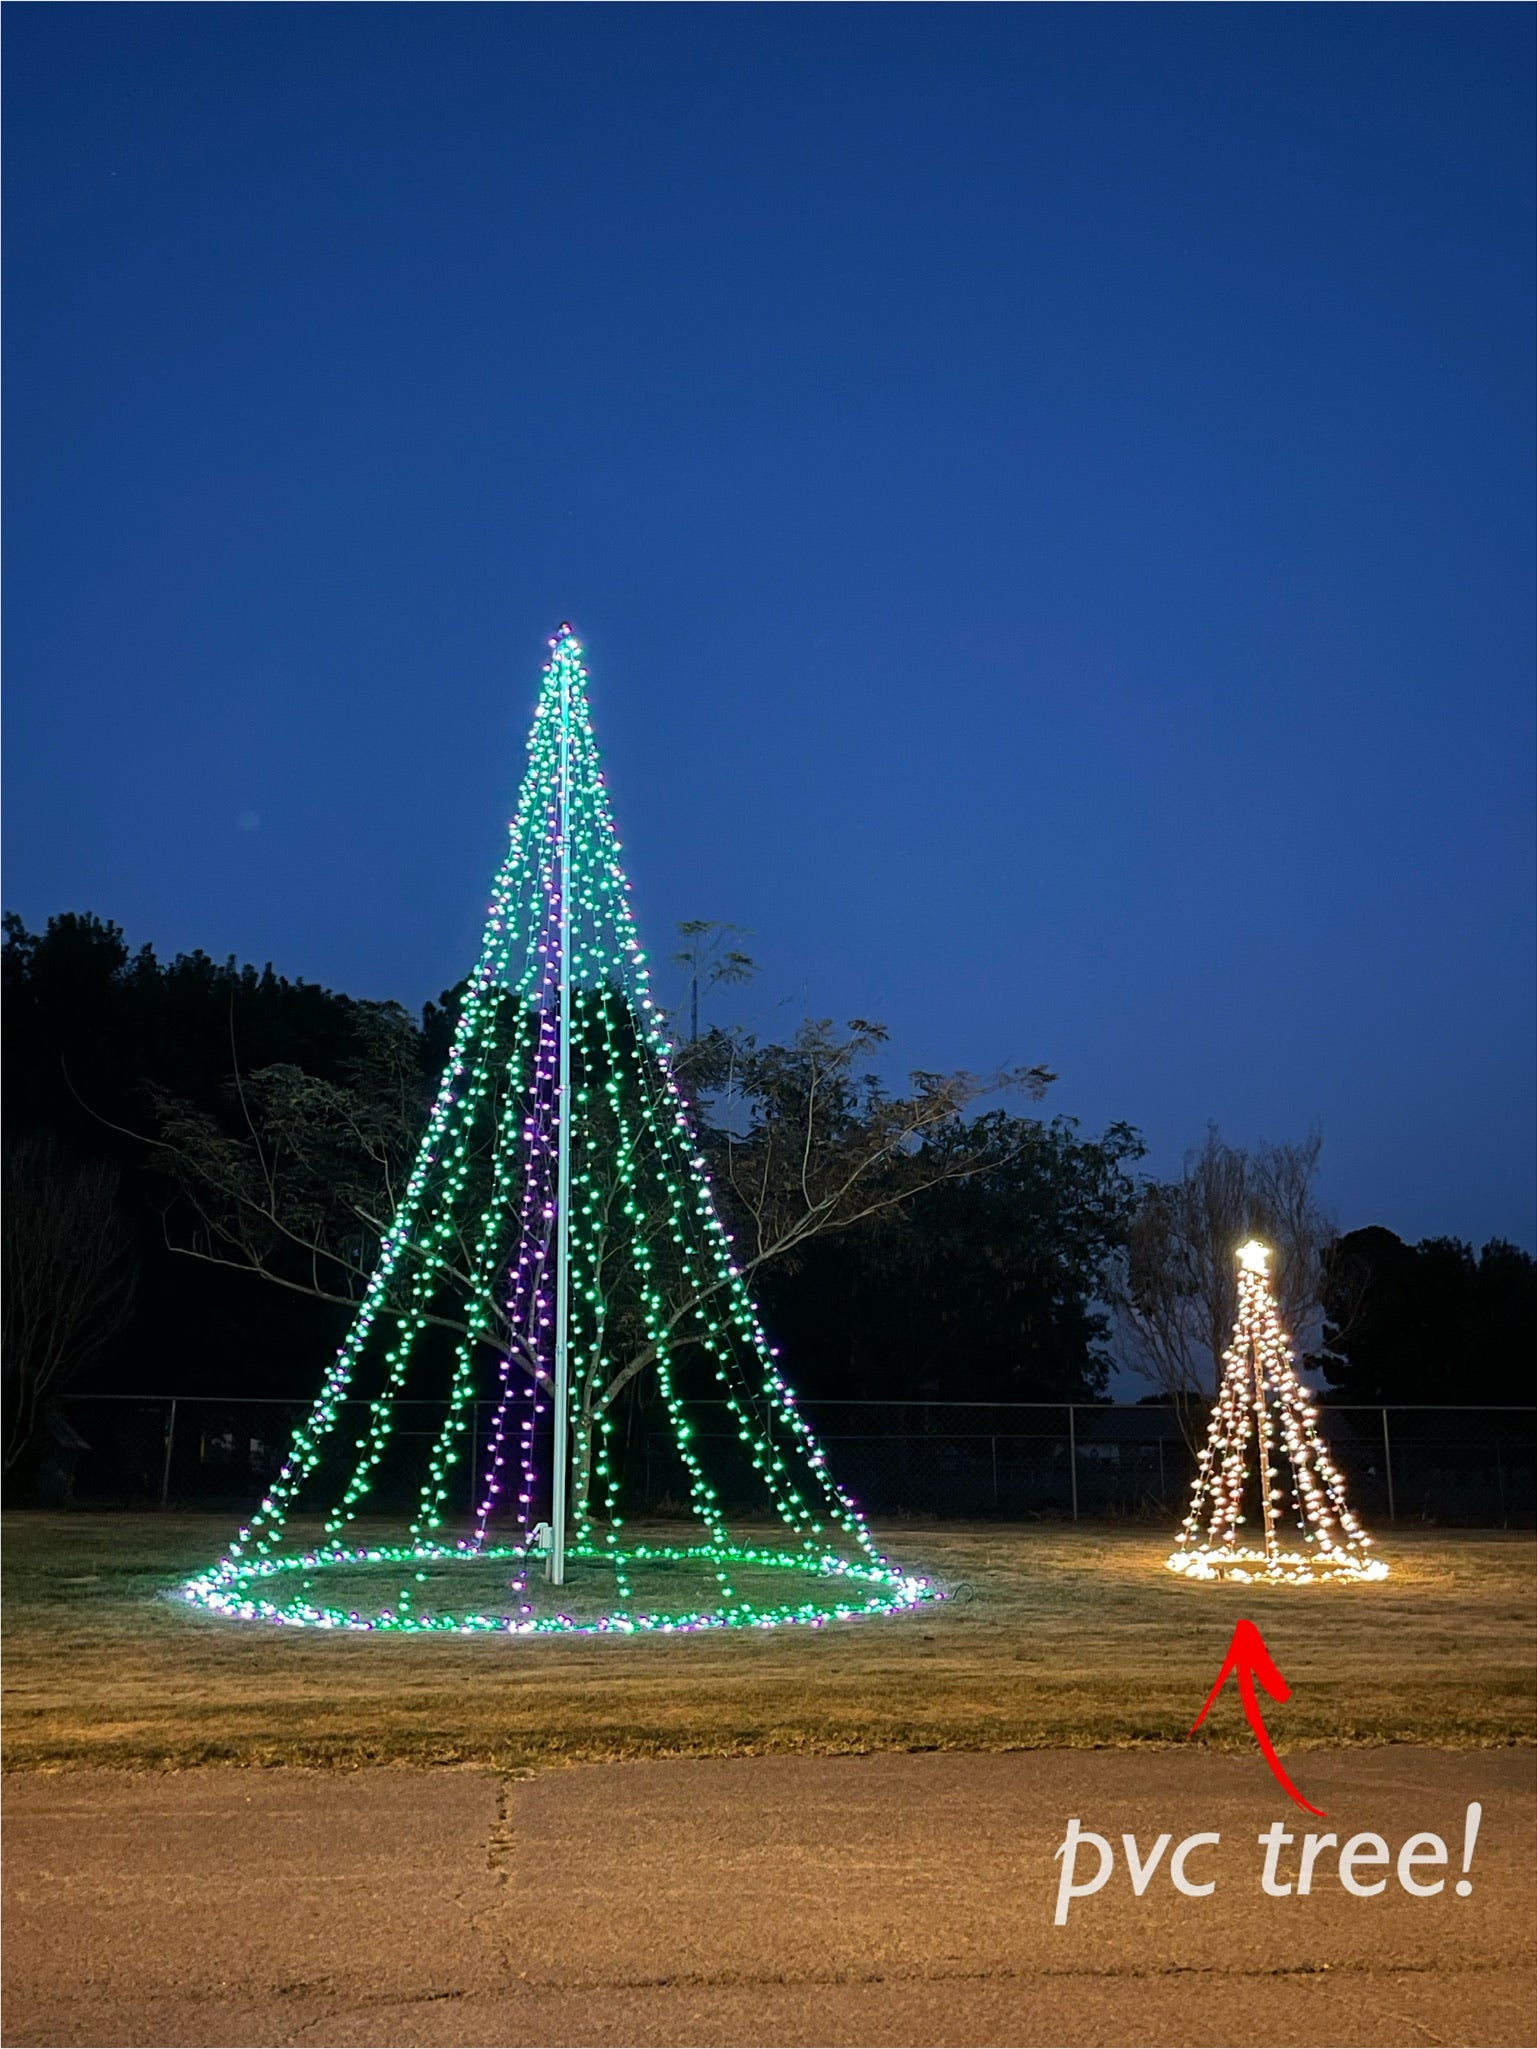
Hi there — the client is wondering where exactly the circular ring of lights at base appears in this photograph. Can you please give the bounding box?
[1166,1544,1389,1585]
[179,1540,940,1634]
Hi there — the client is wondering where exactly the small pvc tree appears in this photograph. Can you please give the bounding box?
[1168,1240,1387,1584]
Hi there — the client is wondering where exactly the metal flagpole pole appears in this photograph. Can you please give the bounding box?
[548,639,574,1587]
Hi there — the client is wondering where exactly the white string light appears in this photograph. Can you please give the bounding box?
[1168,1240,1388,1585]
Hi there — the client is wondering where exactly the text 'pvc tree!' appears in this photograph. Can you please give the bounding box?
[1168,1240,1387,1584]
[182,628,932,1635]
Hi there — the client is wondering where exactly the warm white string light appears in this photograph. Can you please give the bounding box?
[1167,1240,1388,1585]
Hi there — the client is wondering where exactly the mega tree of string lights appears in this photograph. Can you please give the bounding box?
[182,629,933,1635]
[1167,1241,1388,1585]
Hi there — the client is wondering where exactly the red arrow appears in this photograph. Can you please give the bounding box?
[1189,1618,1325,1817]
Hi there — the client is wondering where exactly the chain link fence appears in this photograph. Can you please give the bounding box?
[27,1395,1536,1527]
[643,1401,1535,1526]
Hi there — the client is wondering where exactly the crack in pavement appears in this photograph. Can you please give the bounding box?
[454,1771,531,1992]
[483,1959,1523,1994]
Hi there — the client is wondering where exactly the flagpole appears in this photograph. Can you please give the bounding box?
[548,636,574,1587]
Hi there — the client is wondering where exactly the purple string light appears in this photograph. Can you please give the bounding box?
[471,812,564,1564]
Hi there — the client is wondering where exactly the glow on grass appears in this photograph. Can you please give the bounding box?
[181,1540,936,1634]
[1168,1239,1388,1586]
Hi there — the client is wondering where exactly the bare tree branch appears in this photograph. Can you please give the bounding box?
[2,1138,138,1471]
[142,990,1058,1507]
[1108,1127,1334,1448]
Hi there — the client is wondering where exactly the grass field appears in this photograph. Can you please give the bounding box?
[3,1512,1532,1771]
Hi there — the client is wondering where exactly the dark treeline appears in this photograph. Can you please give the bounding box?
[3,912,367,1403]
[1310,1227,1535,1405]
[754,1115,1143,1405]
[2,912,1142,1429]
[4,912,1533,1475]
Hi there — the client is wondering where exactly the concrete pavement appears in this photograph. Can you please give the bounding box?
[4,1748,1533,2046]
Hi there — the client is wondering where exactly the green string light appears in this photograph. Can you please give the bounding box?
[183,629,936,1635]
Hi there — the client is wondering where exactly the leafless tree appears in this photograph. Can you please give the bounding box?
[139,998,1053,1512]
[141,998,445,1334]
[2,1137,137,1472]
[558,1018,1054,1506]
[670,920,758,1044]
[683,1016,1054,1280]
[1110,1128,1334,1441]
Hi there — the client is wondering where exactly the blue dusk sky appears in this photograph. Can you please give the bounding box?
[4,5,1533,1249]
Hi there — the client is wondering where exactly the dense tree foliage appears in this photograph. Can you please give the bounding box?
[8,910,1532,1457]
[755,1112,1143,1402]
[1309,1226,1536,1404]
[2,911,366,1399]
[2,913,1144,1433]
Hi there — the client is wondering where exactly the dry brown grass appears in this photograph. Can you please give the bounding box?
[3,1512,1532,1771]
